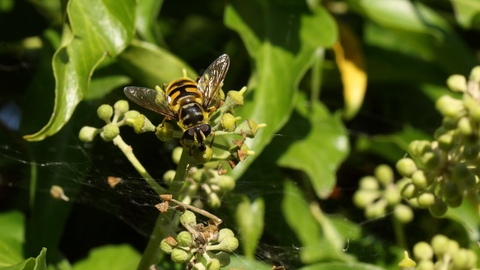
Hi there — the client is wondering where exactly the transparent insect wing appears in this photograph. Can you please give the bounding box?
[197,54,230,107]
[123,86,177,119]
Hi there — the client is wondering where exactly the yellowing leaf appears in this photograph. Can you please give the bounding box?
[333,21,367,120]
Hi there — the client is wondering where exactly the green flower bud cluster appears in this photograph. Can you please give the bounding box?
[394,67,480,217]
[353,164,413,223]
[160,211,238,270]
[412,234,478,270]
[164,149,236,208]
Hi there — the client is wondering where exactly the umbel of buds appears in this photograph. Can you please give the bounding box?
[393,66,480,217]
[160,210,239,270]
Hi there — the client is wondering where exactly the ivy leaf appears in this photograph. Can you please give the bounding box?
[278,93,349,198]
[225,0,337,178]
[73,245,140,270]
[24,0,136,141]
[234,195,265,259]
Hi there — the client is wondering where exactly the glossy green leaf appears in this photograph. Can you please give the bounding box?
[282,180,353,264]
[445,198,480,241]
[228,255,273,270]
[0,211,24,256]
[278,94,349,198]
[85,75,131,100]
[73,245,140,270]
[234,195,265,259]
[225,0,337,178]
[135,0,165,46]
[34,248,47,270]
[117,39,197,88]
[24,0,136,141]
[0,238,23,267]
[451,0,480,29]
[298,262,386,270]
[360,0,476,75]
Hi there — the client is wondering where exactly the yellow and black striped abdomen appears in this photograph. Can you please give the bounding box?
[166,78,204,113]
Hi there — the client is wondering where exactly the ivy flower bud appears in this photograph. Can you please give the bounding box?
[431,234,449,257]
[156,122,173,141]
[435,95,464,118]
[384,186,401,206]
[224,86,247,109]
[470,65,480,82]
[437,133,454,151]
[79,126,100,142]
[234,119,266,138]
[163,170,176,185]
[177,231,193,247]
[458,117,473,136]
[413,241,433,261]
[221,113,240,132]
[114,100,129,116]
[97,104,113,123]
[417,192,435,208]
[394,204,413,224]
[415,260,433,270]
[179,210,196,226]
[451,163,470,182]
[132,114,155,133]
[171,248,190,263]
[421,151,440,170]
[206,259,220,270]
[396,158,417,178]
[411,170,429,189]
[452,249,470,269]
[446,74,467,93]
[172,147,183,165]
[208,192,221,208]
[401,182,417,199]
[359,176,379,190]
[207,236,239,252]
[442,116,459,130]
[218,228,235,243]
[353,190,381,208]
[470,105,480,122]
[428,197,447,217]
[374,164,394,186]
[218,175,235,192]
[192,144,213,164]
[160,238,176,254]
[124,110,140,122]
[101,124,119,142]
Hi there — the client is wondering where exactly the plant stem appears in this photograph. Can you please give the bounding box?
[113,135,168,195]
[137,147,191,269]
[392,214,406,249]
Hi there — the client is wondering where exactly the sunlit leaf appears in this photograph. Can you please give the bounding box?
[24,0,136,141]
[360,0,476,75]
[117,39,197,88]
[451,0,480,29]
[135,0,165,46]
[73,245,140,270]
[234,195,265,259]
[0,239,23,267]
[225,0,337,179]
[85,75,131,100]
[277,93,349,198]
[0,211,24,255]
[333,21,367,120]
[228,255,273,270]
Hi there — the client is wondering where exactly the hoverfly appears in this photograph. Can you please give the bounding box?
[124,54,230,151]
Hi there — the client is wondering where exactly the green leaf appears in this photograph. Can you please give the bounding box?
[228,255,273,270]
[277,93,349,198]
[451,0,480,29]
[445,198,480,242]
[360,0,476,75]
[34,248,47,270]
[73,245,140,270]
[0,238,24,268]
[0,211,24,256]
[135,0,165,46]
[24,0,136,141]
[85,75,131,100]
[225,0,337,179]
[234,195,265,259]
[298,262,386,270]
[282,180,354,264]
[117,39,197,88]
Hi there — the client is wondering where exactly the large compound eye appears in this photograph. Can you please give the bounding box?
[183,129,196,142]
[198,124,211,138]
